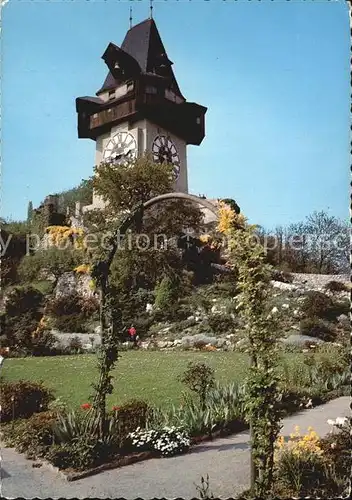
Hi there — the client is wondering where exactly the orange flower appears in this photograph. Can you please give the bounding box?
[112,406,121,411]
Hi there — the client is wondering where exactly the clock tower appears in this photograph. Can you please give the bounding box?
[76,17,207,211]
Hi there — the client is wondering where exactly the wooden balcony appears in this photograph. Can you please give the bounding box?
[89,99,137,130]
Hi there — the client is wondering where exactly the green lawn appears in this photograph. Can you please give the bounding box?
[2,350,307,410]
[1,351,251,409]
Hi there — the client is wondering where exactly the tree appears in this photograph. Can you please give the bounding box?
[217,202,283,497]
[27,201,33,223]
[89,154,203,294]
[92,154,175,214]
[303,211,349,273]
[2,286,44,349]
[260,211,349,274]
[55,179,93,214]
[0,224,28,285]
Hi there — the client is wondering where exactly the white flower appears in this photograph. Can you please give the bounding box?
[282,303,289,309]
[271,307,279,314]
[293,309,299,316]
[335,417,348,426]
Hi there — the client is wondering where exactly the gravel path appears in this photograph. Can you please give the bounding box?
[1,397,349,499]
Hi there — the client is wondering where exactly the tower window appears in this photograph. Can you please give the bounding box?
[196,117,201,125]
[146,86,157,95]
[126,81,134,92]
[108,90,115,100]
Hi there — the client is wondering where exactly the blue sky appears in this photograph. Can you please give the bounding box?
[1,0,350,228]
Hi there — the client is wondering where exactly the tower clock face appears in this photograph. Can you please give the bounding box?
[103,131,137,165]
[152,135,180,180]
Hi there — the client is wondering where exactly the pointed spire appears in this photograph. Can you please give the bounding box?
[150,0,153,19]
[129,6,133,29]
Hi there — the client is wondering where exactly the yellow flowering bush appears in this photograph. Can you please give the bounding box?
[216,200,247,235]
[74,264,91,274]
[45,226,85,250]
[276,426,323,458]
[274,426,328,496]
[199,234,211,243]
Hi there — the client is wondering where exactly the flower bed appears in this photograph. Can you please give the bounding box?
[273,417,351,497]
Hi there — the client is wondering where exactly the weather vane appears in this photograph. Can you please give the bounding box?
[150,0,153,19]
[129,6,133,29]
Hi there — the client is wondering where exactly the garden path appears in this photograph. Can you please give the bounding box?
[1,396,349,499]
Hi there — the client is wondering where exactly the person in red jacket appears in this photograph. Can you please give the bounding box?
[128,325,137,344]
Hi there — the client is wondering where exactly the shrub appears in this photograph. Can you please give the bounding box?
[193,340,212,350]
[179,362,215,410]
[328,298,350,320]
[46,294,98,333]
[46,293,82,317]
[206,314,236,335]
[130,314,154,338]
[155,383,246,438]
[68,336,83,353]
[300,291,347,322]
[53,409,101,444]
[299,317,336,341]
[2,286,44,349]
[154,275,181,312]
[0,380,54,422]
[272,270,294,283]
[2,411,58,458]
[53,314,88,333]
[310,343,349,376]
[46,436,114,470]
[4,312,40,349]
[79,296,100,317]
[274,423,351,497]
[113,399,152,446]
[274,429,327,497]
[319,418,351,493]
[31,330,57,356]
[324,280,349,293]
[5,285,44,317]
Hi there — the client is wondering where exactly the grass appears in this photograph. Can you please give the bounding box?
[2,350,309,410]
[2,351,250,409]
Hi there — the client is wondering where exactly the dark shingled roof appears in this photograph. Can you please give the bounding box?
[97,18,182,96]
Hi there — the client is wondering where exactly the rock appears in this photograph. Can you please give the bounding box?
[271,281,298,292]
[54,271,96,299]
[280,334,324,346]
[226,333,235,339]
[180,333,219,348]
[173,339,182,346]
[187,315,195,321]
[52,332,101,347]
[157,341,169,349]
[337,314,349,324]
[216,338,226,348]
[94,325,102,334]
[83,343,93,350]
[235,338,248,349]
